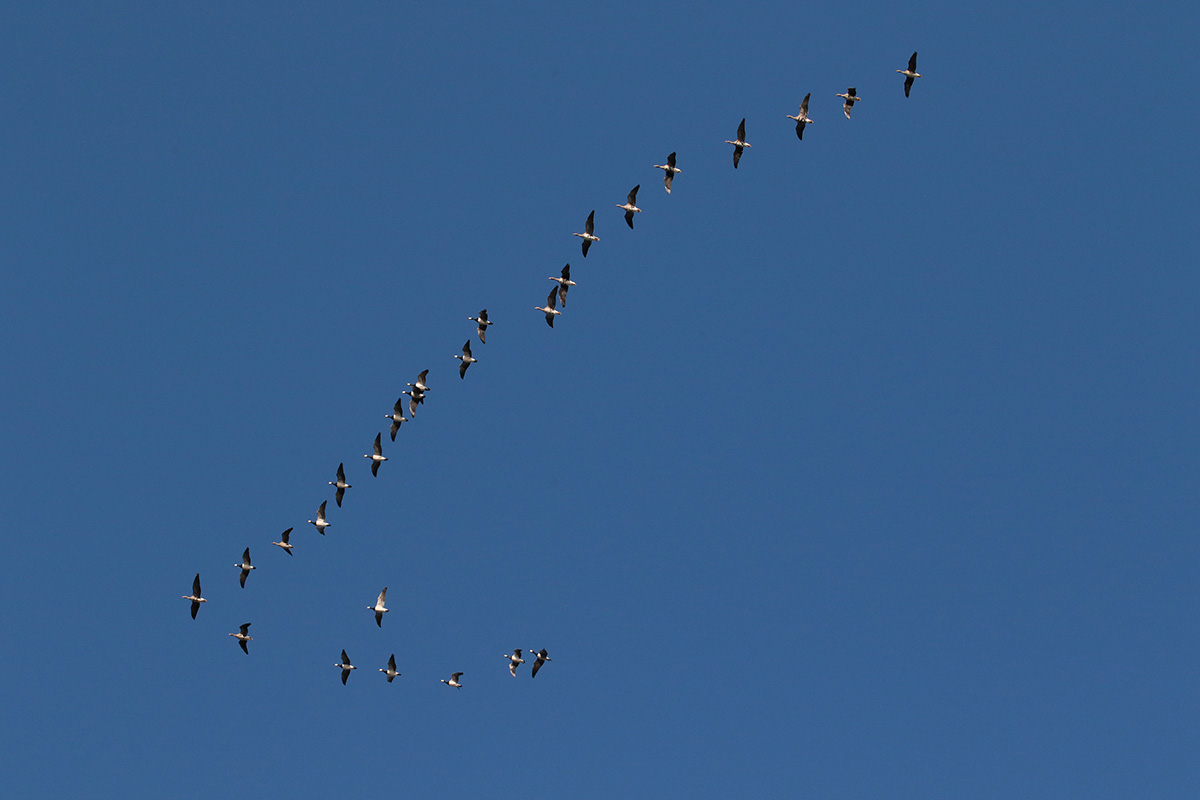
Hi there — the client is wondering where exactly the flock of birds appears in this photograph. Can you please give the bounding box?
[180,52,924,688]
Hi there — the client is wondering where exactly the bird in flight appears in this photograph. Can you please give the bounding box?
[468,309,493,344]
[617,185,641,229]
[335,649,357,685]
[441,672,464,688]
[380,653,401,683]
[504,648,526,677]
[235,547,255,589]
[653,151,681,193]
[836,87,861,118]
[535,287,562,328]
[454,340,477,379]
[228,622,252,654]
[385,398,408,441]
[549,263,576,308]
[786,93,813,140]
[368,587,389,628]
[573,210,599,256]
[897,52,921,97]
[530,648,552,678]
[183,573,206,619]
[271,527,294,555]
[329,462,351,507]
[308,500,330,534]
[726,118,751,168]
[364,432,387,477]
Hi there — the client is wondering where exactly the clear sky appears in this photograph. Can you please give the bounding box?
[2,3,1197,798]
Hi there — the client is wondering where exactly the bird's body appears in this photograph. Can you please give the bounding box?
[454,340,477,379]
[617,185,641,229]
[368,587,389,628]
[271,527,294,555]
[329,462,352,507]
[409,369,430,394]
[468,309,493,344]
[235,547,255,588]
[386,398,408,440]
[183,573,206,619]
[308,500,330,535]
[786,93,814,139]
[535,287,561,327]
[441,672,464,688]
[380,653,401,683]
[897,52,921,97]
[573,210,599,256]
[229,622,252,654]
[504,648,526,677]
[530,648,551,678]
[364,432,387,477]
[335,649,357,685]
[725,119,751,168]
[548,264,576,308]
[653,151,681,193]
[836,88,861,118]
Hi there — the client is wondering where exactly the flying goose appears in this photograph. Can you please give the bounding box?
[653,151,681,193]
[836,88,861,118]
[335,649,357,685]
[364,432,387,477]
[786,93,814,139]
[535,287,561,328]
[329,462,352,507]
[368,587,389,628]
[468,309,493,344]
[454,340,477,379]
[408,369,430,394]
[271,527,294,555]
[897,52,921,97]
[235,547,255,588]
[549,263,576,308]
[617,185,641,229]
[573,210,598,257]
[182,573,206,619]
[504,648,526,677]
[725,119,751,168]
[308,500,330,535]
[229,622,252,654]
[400,388,423,418]
[380,653,401,683]
[386,398,408,440]
[440,672,464,688]
[530,648,551,678]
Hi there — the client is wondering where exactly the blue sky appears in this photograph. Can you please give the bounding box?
[2,3,1197,797]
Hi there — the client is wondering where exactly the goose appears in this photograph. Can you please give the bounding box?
[725,118,751,168]
[504,648,526,677]
[468,309,493,344]
[368,587,389,628]
[440,672,464,688]
[235,547,255,588]
[385,398,408,441]
[182,573,206,619]
[335,649,357,685]
[409,369,430,394]
[897,52,921,97]
[653,151,681,193]
[328,462,352,507]
[271,527,295,555]
[617,185,641,229]
[535,287,561,328]
[549,263,576,308]
[786,93,814,140]
[530,648,551,678]
[573,210,598,257]
[228,622,252,654]
[308,500,330,535]
[454,340,477,379]
[364,432,387,477]
[380,653,401,683]
[400,388,423,418]
[836,88,861,118]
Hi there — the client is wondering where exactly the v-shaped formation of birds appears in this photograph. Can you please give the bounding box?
[182,54,923,687]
